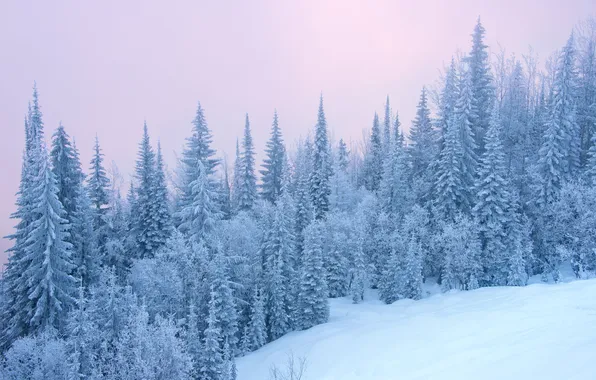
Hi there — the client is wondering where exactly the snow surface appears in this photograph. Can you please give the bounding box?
[237,277,596,380]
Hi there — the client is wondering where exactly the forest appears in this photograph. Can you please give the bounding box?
[1,17,596,380]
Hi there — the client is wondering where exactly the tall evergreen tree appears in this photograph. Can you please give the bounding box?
[408,87,436,178]
[364,113,383,192]
[241,286,266,352]
[310,95,332,220]
[439,58,459,148]
[551,34,581,179]
[231,139,242,213]
[133,122,158,259]
[297,222,329,330]
[383,96,392,155]
[260,110,286,203]
[87,136,110,228]
[467,18,494,154]
[337,138,349,172]
[200,287,224,380]
[178,160,220,243]
[408,87,437,204]
[24,134,77,334]
[153,141,173,250]
[473,106,512,285]
[238,114,257,211]
[178,102,219,221]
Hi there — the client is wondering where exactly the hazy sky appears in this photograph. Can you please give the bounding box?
[1,0,594,268]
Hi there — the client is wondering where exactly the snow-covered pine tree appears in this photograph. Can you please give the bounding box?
[433,115,466,220]
[297,221,329,330]
[87,136,111,268]
[467,17,494,154]
[472,105,512,286]
[260,110,286,203]
[408,87,437,204]
[1,88,45,351]
[242,286,266,352]
[337,138,349,172]
[438,58,459,148]
[200,287,224,380]
[231,139,242,213]
[550,33,581,179]
[133,122,159,259]
[220,163,233,220]
[87,136,110,226]
[454,67,479,208]
[383,96,392,155]
[263,189,295,340]
[178,160,220,243]
[363,112,383,192]
[69,141,97,289]
[209,247,239,353]
[238,114,258,211]
[310,95,332,220]
[153,141,173,250]
[24,135,77,334]
[177,102,219,223]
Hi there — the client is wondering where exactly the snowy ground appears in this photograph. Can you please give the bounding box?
[238,275,596,380]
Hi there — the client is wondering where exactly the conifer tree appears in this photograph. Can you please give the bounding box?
[297,222,329,330]
[439,58,459,148]
[24,137,77,334]
[220,164,233,220]
[242,286,266,351]
[587,133,596,184]
[383,96,392,155]
[473,106,511,285]
[199,288,223,380]
[209,247,239,353]
[133,122,158,259]
[153,141,173,250]
[310,95,332,220]
[364,113,383,192]
[467,18,494,154]
[260,110,286,203]
[178,160,220,243]
[408,87,436,180]
[337,138,349,172]
[408,87,437,203]
[238,114,257,211]
[178,102,219,220]
[231,139,242,213]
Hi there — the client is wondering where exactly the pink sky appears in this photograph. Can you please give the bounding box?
[1,0,594,269]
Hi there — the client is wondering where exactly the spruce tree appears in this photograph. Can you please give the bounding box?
[153,141,173,250]
[199,288,223,380]
[24,138,77,334]
[133,122,158,259]
[383,96,392,155]
[467,18,494,154]
[243,286,266,351]
[231,139,242,213]
[551,33,581,179]
[364,112,383,192]
[297,221,329,330]
[473,106,511,285]
[310,95,332,220]
[2,88,45,350]
[87,136,111,264]
[178,160,220,243]
[408,87,437,204]
[178,102,219,221]
[239,114,257,211]
[260,110,286,203]
[337,138,349,172]
[209,247,239,353]
[408,87,436,180]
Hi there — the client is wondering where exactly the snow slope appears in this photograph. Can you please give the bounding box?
[237,279,596,380]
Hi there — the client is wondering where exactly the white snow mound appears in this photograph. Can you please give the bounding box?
[237,279,596,380]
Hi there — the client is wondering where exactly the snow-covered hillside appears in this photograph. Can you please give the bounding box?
[238,278,596,380]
